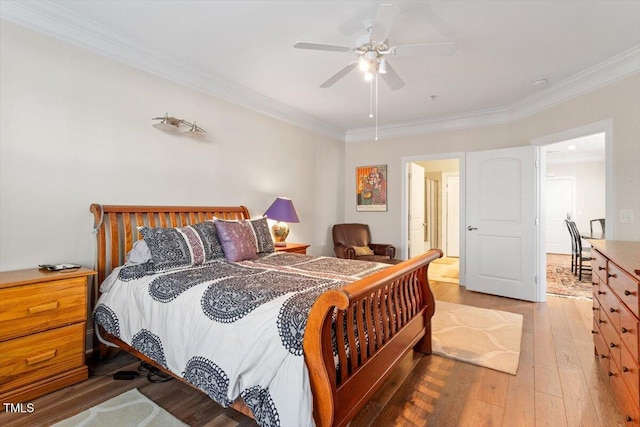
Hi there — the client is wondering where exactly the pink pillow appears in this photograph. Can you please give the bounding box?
[214,220,258,262]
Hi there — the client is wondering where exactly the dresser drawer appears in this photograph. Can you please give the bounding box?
[621,303,639,359]
[608,261,639,318]
[0,277,86,341]
[0,323,84,392]
[592,250,607,281]
[601,314,622,368]
[593,319,610,373]
[611,359,640,426]
[621,343,639,409]
[599,283,621,332]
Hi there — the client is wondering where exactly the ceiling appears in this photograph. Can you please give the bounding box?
[2,1,639,141]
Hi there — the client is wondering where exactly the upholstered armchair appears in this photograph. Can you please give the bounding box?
[332,223,398,264]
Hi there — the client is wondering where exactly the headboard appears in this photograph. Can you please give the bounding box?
[89,204,250,284]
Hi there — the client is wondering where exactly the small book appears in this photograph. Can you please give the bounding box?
[39,263,81,271]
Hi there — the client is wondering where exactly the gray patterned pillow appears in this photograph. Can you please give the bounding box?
[139,222,224,271]
[214,220,259,262]
[246,217,275,253]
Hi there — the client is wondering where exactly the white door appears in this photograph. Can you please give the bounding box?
[465,146,538,301]
[409,163,425,258]
[545,177,574,254]
[445,175,460,257]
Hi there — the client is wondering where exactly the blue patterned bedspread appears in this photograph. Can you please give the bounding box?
[93,252,388,427]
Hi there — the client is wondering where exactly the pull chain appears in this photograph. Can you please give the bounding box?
[375,73,379,141]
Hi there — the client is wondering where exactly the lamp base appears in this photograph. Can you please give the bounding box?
[272,222,289,247]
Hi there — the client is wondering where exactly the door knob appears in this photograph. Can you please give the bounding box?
[467,226,478,231]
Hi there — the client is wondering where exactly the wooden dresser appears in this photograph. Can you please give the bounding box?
[591,240,640,425]
[274,243,310,254]
[0,267,96,406]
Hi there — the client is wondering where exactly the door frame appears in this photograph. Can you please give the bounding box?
[401,152,465,285]
[532,119,613,302]
[442,172,460,257]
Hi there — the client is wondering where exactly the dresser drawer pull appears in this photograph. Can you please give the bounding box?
[28,301,59,314]
[597,291,605,295]
[608,273,617,278]
[621,327,629,333]
[591,330,597,334]
[599,319,606,324]
[626,415,633,422]
[609,307,617,313]
[25,349,57,366]
[622,366,630,373]
[608,371,613,377]
[598,266,605,271]
[600,354,607,359]
[592,307,598,311]
[610,342,617,348]
[624,290,633,296]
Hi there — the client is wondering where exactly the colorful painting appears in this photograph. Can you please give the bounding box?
[356,165,387,211]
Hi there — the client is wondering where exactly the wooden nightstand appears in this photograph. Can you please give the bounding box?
[0,267,96,405]
[274,243,310,254]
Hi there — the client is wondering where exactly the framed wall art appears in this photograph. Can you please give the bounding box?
[356,164,387,211]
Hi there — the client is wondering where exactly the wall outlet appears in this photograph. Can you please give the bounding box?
[620,209,633,223]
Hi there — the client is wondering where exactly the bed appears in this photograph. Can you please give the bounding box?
[90,204,442,427]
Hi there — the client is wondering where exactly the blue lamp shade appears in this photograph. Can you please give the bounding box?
[264,197,299,246]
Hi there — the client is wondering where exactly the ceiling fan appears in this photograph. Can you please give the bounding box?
[294,3,456,90]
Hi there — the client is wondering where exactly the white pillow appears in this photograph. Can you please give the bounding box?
[125,240,152,265]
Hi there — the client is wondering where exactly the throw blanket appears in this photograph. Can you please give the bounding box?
[93,252,388,427]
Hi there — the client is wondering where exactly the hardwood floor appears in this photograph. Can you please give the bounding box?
[1,281,626,427]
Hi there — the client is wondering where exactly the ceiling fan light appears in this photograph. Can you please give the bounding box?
[359,57,369,72]
[378,58,387,74]
[183,122,206,138]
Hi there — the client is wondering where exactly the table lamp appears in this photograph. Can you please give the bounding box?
[263,197,300,247]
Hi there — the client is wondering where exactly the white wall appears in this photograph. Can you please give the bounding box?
[0,21,345,272]
[345,73,640,251]
[547,161,606,233]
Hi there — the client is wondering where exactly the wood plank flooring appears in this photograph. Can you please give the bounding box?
[1,280,626,427]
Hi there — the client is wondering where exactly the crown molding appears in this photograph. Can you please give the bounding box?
[2,1,639,144]
[0,1,345,141]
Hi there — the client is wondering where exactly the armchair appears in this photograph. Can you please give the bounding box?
[332,223,398,264]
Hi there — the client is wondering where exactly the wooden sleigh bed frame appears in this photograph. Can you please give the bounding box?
[90,203,442,427]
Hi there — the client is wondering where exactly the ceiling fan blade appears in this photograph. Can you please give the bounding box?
[392,41,456,56]
[380,61,405,90]
[320,62,358,88]
[294,42,352,53]
[369,4,401,42]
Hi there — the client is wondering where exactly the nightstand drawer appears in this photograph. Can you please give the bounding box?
[0,277,86,341]
[0,323,84,392]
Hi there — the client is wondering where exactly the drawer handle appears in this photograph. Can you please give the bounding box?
[610,342,617,348]
[608,371,613,377]
[592,307,598,311]
[591,330,597,334]
[598,319,606,324]
[592,282,598,286]
[624,290,633,296]
[627,415,633,422]
[600,354,607,359]
[598,266,605,271]
[25,349,57,366]
[608,273,617,278]
[622,327,629,333]
[28,301,59,314]
[597,291,605,295]
[609,308,617,313]
[622,366,630,373]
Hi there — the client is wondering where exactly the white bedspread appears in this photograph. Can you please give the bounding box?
[93,252,387,427]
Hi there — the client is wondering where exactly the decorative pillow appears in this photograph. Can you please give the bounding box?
[246,217,275,253]
[214,220,259,262]
[139,223,224,271]
[354,246,374,256]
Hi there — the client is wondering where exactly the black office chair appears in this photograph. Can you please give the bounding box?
[567,220,592,281]
[590,218,605,237]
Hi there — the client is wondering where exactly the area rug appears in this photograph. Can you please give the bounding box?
[546,263,592,300]
[52,388,187,427]
[432,301,523,375]
[429,256,459,284]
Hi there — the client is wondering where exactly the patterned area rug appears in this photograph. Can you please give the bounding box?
[52,388,187,427]
[547,263,592,300]
[429,257,459,284]
[432,301,523,375]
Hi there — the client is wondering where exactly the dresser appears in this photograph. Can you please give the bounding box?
[591,240,640,425]
[274,243,310,254]
[0,267,96,405]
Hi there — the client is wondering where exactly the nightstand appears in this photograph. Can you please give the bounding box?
[274,243,310,254]
[0,267,96,405]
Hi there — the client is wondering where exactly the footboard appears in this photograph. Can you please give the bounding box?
[303,249,442,427]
